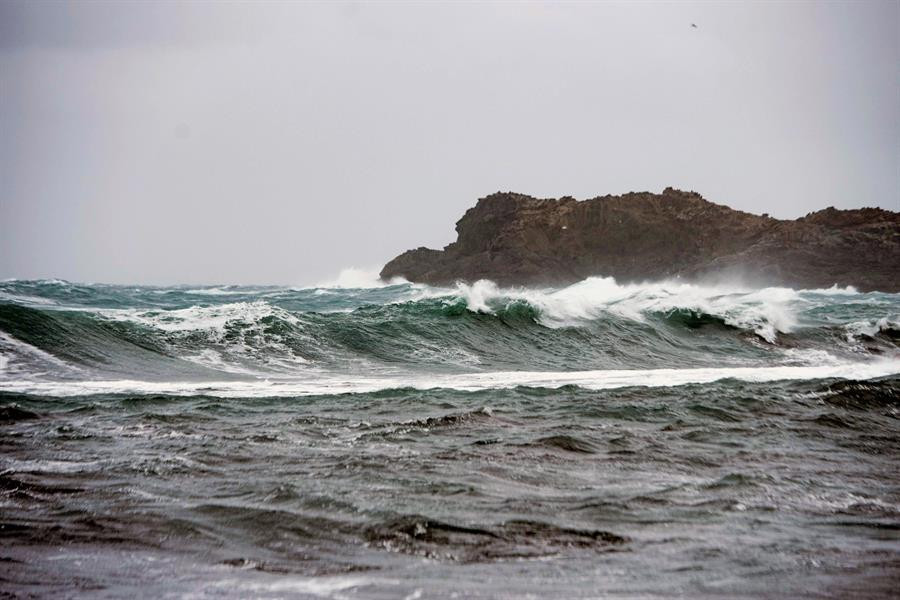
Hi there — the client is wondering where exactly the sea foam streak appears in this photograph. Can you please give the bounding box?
[2,360,897,397]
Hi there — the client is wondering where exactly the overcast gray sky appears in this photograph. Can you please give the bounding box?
[1,1,898,285]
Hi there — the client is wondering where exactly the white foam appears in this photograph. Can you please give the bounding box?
[178,287,247,296]
[1,457,103,474]
[181,348,262,376]
[0,331,80,377]
[98,301,291,333]
[2,360,896,398]
[96,302,315,373]
[211,575,377,596]
[803,284,860,296]
[428,277,805,342]
[0,291,59,305]
[845,316,899,342]
[779,348,843,366]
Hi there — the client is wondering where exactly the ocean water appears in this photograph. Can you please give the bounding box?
[1,276,898,598]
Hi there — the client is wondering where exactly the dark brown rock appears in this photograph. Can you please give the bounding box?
[380,188,900,292]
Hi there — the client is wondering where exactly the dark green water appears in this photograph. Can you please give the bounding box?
[1,277,898,598]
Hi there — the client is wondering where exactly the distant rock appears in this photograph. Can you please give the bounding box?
[380,188,900,292]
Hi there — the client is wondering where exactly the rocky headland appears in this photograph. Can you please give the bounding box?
[380,188,900,292]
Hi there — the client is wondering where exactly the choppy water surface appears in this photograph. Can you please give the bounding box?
[1,277,898,598]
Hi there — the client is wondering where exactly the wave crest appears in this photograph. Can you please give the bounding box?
[1,276,896,382]
[443,277,800,342]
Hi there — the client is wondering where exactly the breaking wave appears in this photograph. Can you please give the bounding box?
[0,276,897,393]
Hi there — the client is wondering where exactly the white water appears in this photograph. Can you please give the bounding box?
[3,359,897,398]
[98,301,297,333]
[422,277,871,342]
[0,331,83,377]
[14,276,889,347]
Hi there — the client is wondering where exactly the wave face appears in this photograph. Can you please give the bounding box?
[1,277,898,389]
[1,277,899,597]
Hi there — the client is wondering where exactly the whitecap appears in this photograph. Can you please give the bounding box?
[98,301,291,333]
[430,277,803,342]
[802,284,860,295]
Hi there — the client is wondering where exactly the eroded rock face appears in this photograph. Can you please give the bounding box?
[380,188,900,291]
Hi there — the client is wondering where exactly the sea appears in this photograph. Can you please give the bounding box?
[1,274,898,598]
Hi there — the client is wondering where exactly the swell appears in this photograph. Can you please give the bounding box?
[0,300,833,380]
[0,278,897,381]
[0,303,235,380]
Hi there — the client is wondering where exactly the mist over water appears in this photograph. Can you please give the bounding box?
[1,275,899,597]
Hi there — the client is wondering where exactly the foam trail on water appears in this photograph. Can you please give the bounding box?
[3,359,897,398]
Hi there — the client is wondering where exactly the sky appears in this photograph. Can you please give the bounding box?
[1,1,898,285]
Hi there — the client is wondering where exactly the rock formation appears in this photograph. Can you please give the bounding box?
[380,188,900,292]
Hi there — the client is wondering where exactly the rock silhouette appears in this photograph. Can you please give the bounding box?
[380,188,900,291]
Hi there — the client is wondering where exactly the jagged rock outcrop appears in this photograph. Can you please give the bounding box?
[380,188,900,292]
